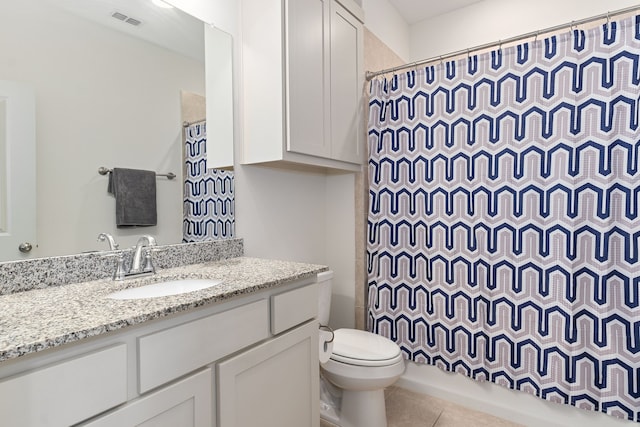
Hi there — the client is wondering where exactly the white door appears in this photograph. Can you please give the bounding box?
[0,81,36,261]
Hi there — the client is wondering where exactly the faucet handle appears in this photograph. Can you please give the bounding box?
[113,253,127,281]
[100,252,126,281]
[142,249,156,274]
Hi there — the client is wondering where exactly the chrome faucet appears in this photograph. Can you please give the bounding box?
[129,235,157,275]
[97,233,119,250]
[109,235,158,280]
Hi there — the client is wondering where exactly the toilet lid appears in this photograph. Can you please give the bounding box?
[330,329,402,367]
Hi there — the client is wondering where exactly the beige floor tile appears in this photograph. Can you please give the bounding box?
[434,403,523,427]
[385,386,443,427]
[320,386,518,427]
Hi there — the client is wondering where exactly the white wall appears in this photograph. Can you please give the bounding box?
[233,166,356,330]
[378,1,640,425]
[234,166,328,264]
[409,0,640,61]
[325,174,356,329]
[0,0,205,258]
[362,0,411,62]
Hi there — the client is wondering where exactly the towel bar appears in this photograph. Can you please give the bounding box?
[98,166,176,180]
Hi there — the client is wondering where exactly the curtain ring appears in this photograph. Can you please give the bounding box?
[607,11,611,26]
[467,48,471,60]
[534,30,539,43]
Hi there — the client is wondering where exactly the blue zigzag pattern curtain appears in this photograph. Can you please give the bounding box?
[367,16,640,421]
[183,122,235,241]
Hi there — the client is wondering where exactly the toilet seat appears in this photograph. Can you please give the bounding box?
[330,329,402,367]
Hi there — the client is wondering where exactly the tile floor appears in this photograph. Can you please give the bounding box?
[320,386,522,427]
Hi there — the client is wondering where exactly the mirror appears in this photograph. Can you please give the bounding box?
[0,0,234,261]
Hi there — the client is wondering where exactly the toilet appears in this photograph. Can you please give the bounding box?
[317,271,405,427]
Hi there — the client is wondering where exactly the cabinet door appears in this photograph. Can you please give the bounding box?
[330,1,363,164]
[218,321,320,427]
[81,369,212,427]
[286,0,331,158]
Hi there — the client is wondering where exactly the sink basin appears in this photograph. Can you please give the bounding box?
[107,279,222,300]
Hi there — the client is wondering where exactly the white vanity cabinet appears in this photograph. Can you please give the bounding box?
[0,277,319,427]
[240,0,364,172]
[218,281,320,427]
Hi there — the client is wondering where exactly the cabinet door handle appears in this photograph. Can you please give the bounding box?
[18,242,32,253]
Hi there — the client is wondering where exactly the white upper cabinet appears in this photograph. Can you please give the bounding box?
[330,1,364,165]
[286,0,331,159]
[240,0,364,172]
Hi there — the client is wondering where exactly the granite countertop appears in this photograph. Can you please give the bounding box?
[0,257,327,362]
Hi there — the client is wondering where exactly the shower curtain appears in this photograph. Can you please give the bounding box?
[183,122,235,241]
[367,16,640,421]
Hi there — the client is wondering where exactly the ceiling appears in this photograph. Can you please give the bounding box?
[45,0,204,61]
[387,0,484,25]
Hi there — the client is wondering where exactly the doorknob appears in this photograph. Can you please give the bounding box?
[18,242,32,253]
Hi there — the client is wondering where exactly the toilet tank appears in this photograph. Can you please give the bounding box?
[317,270,333,325]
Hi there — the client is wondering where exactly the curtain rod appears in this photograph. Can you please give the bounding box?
[365,4,640,81]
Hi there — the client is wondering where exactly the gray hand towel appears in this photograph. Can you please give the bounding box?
[108,168,157,227]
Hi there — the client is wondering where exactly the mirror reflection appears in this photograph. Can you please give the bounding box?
[0,0,234,261]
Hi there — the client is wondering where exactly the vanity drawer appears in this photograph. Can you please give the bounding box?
[0,344,127,427]
[270,283,318,335]
[138,299,269,393]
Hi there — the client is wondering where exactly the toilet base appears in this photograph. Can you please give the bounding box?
[320,405,341,426]
[320,376,389,427]
[319,375,342,425]
[339,389,387,427]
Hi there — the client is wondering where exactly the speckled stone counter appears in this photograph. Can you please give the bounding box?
[0,257,327,362]
[0,239,244,295]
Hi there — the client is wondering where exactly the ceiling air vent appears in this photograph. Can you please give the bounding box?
[111,11,127,21]
[111,11,142,27]
[125,17,142,26]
